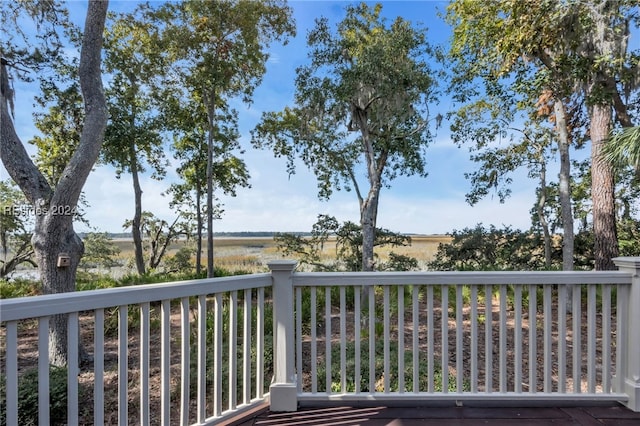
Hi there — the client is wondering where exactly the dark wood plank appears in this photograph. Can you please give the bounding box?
[248,404,640,425]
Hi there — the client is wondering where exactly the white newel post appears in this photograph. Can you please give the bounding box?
[268,260,298,412]
[614,257,640,412]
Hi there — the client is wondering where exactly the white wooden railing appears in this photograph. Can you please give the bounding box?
[1,257,640,426]
[271,257,640,413]
[1,273,274,426]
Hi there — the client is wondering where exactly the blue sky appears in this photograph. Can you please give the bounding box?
[3,1,576,235]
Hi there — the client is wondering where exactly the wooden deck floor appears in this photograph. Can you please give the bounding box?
[231,404,640,425]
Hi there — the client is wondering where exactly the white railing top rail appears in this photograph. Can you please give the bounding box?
[292,270,632,287]
[0,273,272,322]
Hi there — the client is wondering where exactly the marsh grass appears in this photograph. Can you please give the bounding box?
[109,235,449,274]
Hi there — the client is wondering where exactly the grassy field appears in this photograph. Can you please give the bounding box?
[111,235,451,273]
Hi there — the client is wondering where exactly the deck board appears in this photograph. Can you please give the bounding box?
[231,404,640,425]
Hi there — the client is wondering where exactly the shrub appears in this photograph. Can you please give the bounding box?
[0,365,76,426]
[316,339,469,393]
[0,278,40,298]
[428,224,560,271]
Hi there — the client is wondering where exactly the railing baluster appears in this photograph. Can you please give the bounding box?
[383,285,390,393]
[325,287,332,394]
[296,287,302,394]
[369,285,375,393]
[514,285,522,393]
[214,293,223,416]
[197,295,206,422]
[161,300,171,425]
[340,287,347,393]
[355,286,361,394]
[499,285,507,393]
[412,285,419,393]
[244,289,252,404]
[68,312,79,426]
[180,297,190,426]
[5,321,18,426]
[38,317,50,426]
[94,309,105,425]
[442,284,449,393]
[456,285,463,393]
[528,285,536,393]
[118,305,128,426]
[256,288,265,399]
[587,284,597,393]
[229,291,238,410]
[557,286,567,394]
[242,289,253,404]
[485,284,492,393]
[398,285,405,393]
[427,285,434,393]
[310,287,317,394]
[543,285,552,393]
[615,284,628,395]
[340,286,346,394]
[572,285,582,393]
[470,285,478,393]
[140,302,150,425]
[602,284,612,393]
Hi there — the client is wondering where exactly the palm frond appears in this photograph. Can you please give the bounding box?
[606,126,640,171]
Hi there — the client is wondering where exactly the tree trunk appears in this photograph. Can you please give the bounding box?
[354,107,381,272]
[129,142,146,275]
[32,213,86,365]
[360,187,380,271]
[590,103,618,270]
[554,99,574,271]
[588,3,621,271]
[206,102,215,278]
[535,159,552,269]
[196,182,202,276]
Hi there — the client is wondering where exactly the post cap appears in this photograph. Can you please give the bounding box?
[267,260,298,272]
[613,257,640,271]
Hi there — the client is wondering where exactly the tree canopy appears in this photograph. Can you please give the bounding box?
[446,0,640,270]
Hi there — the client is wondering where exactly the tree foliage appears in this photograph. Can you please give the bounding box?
[446,0,640,270]
[275,214,417,272]
[30,59,84,186]
[79,232,120,270]
[0,180,35,278]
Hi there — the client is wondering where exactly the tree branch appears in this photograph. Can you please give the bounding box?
[610,78,634,127]
[53,0,109,208]
[1,62,53,204]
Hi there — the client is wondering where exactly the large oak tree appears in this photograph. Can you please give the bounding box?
[0,0,109,366]
[252,3,438,271]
